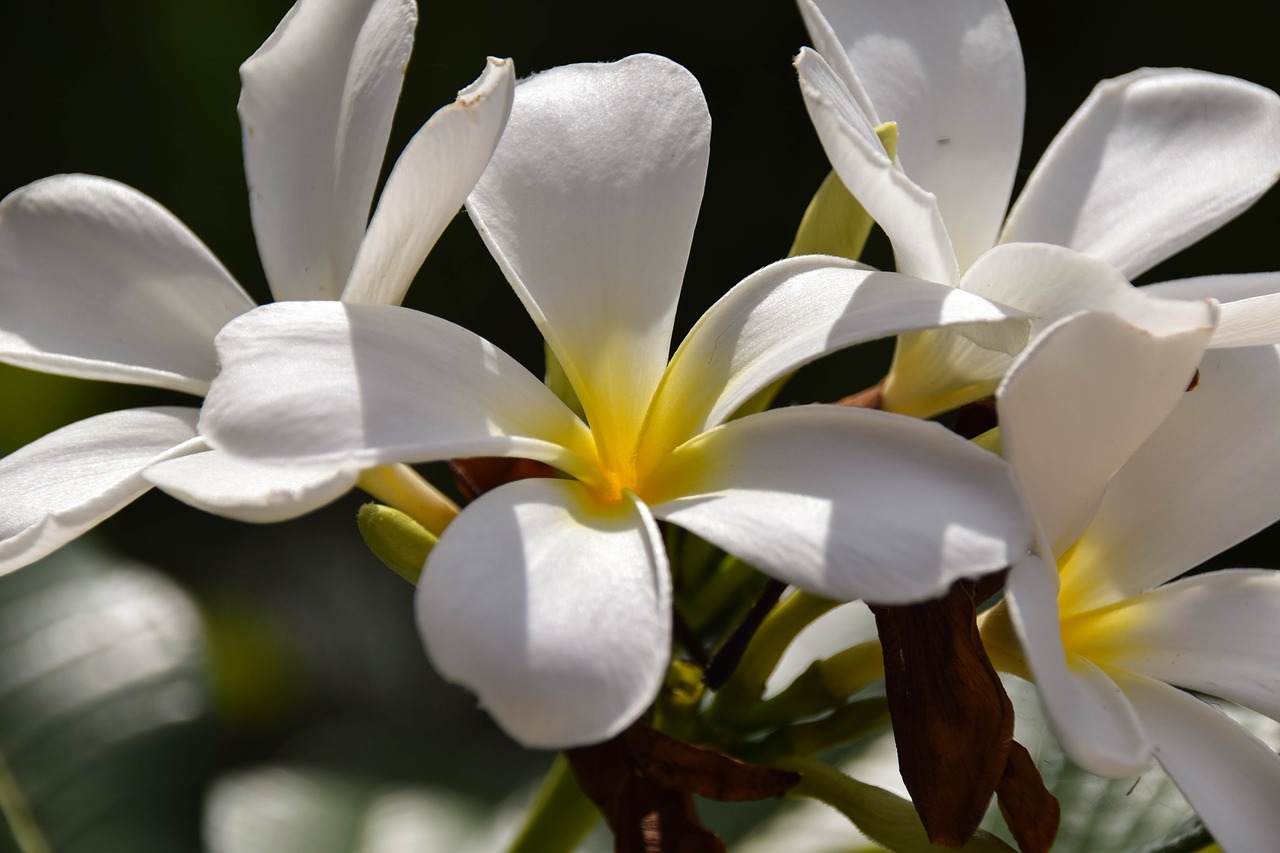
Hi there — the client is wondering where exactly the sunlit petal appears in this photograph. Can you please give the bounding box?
[240,0,416,300]
[0,175,252,394]
[1115,671,1280,851]
[884,242,1215,418]
[796,48,957,285]
[1146,272,1280,348]
[467,54,709,448]
[342,58,515,306]
[1060,345,1280,611]
[1077,571,1280,722]
[0,408,201,575]
[1002,68,1280,279]
[200,302,596,480]
[145,447,359,523]
[648,406,1032,605]
[418,479,671,748]
[800,0,1024,270]
[642,256,1026,461]
[999,309,1213,556]
[1001,555,1152,777]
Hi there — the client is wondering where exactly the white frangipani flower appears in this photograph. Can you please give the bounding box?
[0,0,513,572]
[979,307,1280,849]
[795,0,1280,417]
[200,54,1040,748]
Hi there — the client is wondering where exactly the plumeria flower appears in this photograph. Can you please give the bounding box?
[978,306,1280,849]
[795,0,1280,417]
[0,0,513,572]
[199,53,1040,747]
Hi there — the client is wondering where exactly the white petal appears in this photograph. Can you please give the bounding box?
[1145,272,1280,347]
[467,55,709,449]
[1060,345,1280,611]
[0,408,201,575]
[800,0,1024,271]
[240,0,416,301]
[641,256,1026,463]
[1002,68,1280,279]
[1080,571,1280,722]
[200,302,597,481]
[1002,555,1152,777]
[418,479,671,748]
[883,242,1216,418]
[998,309,1213,555]
[766,600,878,698]
[647,405,1031,605]
[0,175,253,394]
[1116,671,1280,852]
[145,448,358,523]
[341,58,515,306]
[796,48,957,285]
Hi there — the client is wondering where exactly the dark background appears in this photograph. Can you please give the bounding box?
[0,1,1276,848]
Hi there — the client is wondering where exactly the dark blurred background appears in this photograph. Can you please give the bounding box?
[0,1,1277,849]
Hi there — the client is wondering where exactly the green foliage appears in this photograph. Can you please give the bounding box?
[0,546,214,852]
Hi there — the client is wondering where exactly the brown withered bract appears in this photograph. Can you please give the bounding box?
[567,724,800,853]
[871,576,1058,852]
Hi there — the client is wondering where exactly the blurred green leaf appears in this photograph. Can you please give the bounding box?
[0,545,214,852]
[205,764,488,853]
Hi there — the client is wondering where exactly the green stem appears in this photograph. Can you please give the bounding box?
[707,591,838,728]
[775,756,1013,853]
[741,696,891,764]
[506,756,599,853]
[683,556,764,631]
[0,749,51,853]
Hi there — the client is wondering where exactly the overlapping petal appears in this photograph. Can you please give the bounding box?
[418,478,670,748]
[467,54,710,449]
[1001,556,1152,777]
[998,309,1214,556]
[341,58,515,306]
[1146,272,1280,348]
[1001,68,1280,279]
[144,448,360,524]
[1115,672,1280,851]
[240,0,416,300]
[0,408,201,575]
[0,175,253,395]
[796,48,957,285]
[199,302,597,480]
[884,243,1217,418]
[1075,571,1280,722]
[647,405,1031,605]
[1058,345,1280,612]
[640,256,1027,461]
[800,0,1024,271]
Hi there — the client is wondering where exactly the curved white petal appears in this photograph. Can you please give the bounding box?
[801,0,1024,270]
[1146,272,1280,347]
[1060,345,1280,611]
[998,309,1213,556]
[341,58,515,306]
[0,175,253,394]
[1003,555,1152,777]
[647,405,1032,605]
[1078,571,1280,722]
[796,48,957,285]
[418,479,671,748]
[766,600,879,698]
[1002,68,1280,279]
[0,407,201,575]
[1115,671,1280,852]
[145,447,358,523]
[200,302,597,481]
[883,242,1217,418]
[240,0,416,301]
[641,256,1026,463]
[466,55,709,450]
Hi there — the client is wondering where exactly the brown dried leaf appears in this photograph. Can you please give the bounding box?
[449,456,557,501]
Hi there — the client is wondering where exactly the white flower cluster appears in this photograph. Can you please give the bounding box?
[3,0,1280,849]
